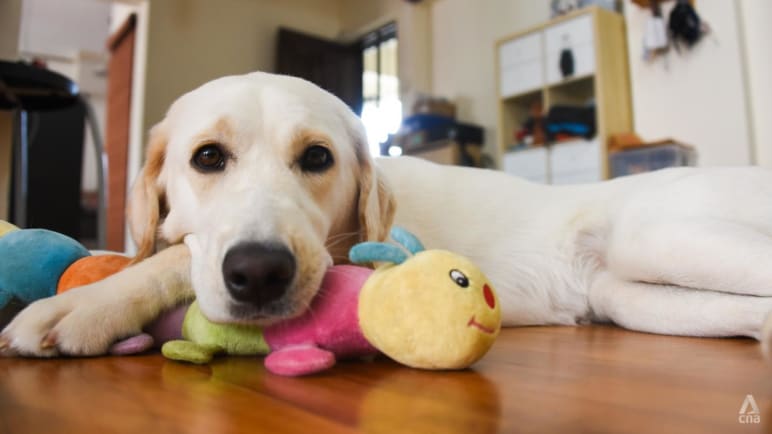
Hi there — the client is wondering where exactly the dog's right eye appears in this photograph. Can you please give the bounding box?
[192,144,227,172]
[298,145,334,173]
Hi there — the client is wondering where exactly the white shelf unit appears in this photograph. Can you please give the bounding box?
[496,6,632,184]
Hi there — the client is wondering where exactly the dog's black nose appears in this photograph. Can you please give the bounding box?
[222,242,296,306]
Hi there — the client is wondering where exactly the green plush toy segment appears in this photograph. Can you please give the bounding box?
[162,340,222,364]
[179,301,270,356]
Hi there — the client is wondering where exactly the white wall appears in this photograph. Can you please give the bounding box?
[18,0,110,59]
[142,0,343,133]
[738,0,772,169]
[624,0,752,166]
[431,0,550,160]
[0,0,22,60]
[339,0,400,36]
[0,0,22,220]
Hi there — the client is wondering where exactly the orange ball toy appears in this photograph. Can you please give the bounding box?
[57,255,132,294]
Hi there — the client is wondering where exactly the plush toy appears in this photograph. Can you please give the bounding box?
[0,220,134,328]
[0,223,92,327]
[57,255,132,294]
[351,228,501,369]
[116,227,501,376]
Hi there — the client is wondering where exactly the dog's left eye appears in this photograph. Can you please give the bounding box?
[299,145,334,173]
[192,144,227,172]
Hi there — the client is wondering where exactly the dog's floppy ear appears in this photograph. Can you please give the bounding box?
[127,122,168,263]
[356,139,396,243]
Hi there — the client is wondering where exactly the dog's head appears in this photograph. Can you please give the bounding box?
[127,72,395,324]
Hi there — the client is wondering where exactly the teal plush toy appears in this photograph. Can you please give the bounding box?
[0,221,90,326]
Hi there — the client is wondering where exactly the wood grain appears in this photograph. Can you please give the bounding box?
[1,325,770,433]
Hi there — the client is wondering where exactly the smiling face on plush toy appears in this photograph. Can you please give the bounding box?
[358,249,501,370]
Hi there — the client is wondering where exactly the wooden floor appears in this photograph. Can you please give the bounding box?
[0,325,770,434]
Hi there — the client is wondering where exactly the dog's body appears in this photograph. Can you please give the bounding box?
[3,72,772,357]
[385,157,772,338]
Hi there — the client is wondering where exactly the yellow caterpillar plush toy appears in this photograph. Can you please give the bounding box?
[153,227,502,375]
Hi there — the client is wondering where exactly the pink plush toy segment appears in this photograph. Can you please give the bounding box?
[264,345,336,376]
[109,304,188,355]
[263,265,376,375]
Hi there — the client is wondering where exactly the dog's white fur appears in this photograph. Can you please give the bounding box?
[3,72,772,357]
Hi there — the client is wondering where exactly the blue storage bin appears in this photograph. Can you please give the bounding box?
[610,144,697,178]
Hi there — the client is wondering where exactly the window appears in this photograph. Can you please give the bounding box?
[361,23,401,157]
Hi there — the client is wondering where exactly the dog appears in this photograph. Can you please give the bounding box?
[3,71,772,357]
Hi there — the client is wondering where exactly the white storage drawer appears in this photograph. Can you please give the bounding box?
[550,139,601,176]
[499,31,544,97]
[500,60,543,97]
[499,32,542,67]
[545,15,594,54]
[544,14,595,84]
[545,42,595,84]
[503,148,549,183]
[505,141,602,185]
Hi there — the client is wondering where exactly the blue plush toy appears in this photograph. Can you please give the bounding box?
[0,221,90,326]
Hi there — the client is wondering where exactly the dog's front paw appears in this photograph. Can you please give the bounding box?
[0,287,143,357]
[1,295,74,357]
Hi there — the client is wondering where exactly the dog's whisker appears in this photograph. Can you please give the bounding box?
[327,256,354,264]
[324,231,359,247]
[326,231,359,241]
[325,239,358,250]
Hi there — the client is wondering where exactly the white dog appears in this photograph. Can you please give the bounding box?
[3,72,772,357]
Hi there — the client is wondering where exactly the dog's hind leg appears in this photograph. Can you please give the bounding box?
[589,271,772,339]
[608,218,772,297]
